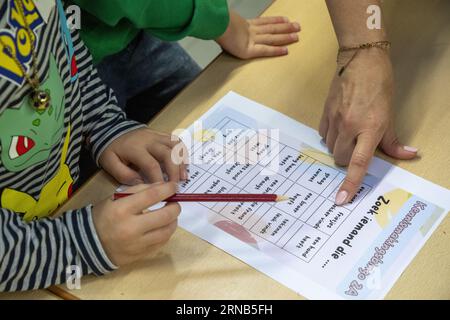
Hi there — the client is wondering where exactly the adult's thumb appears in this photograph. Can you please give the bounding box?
[379,123,418,160]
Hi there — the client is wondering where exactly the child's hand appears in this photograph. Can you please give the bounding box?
[92,183,180,266]
[99,128,188,185]
[216,11,300,59]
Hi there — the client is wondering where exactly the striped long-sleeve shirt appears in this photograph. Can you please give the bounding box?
[0,0,144,291]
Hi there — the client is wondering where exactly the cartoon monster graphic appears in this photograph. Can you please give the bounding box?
[0,55,74,221]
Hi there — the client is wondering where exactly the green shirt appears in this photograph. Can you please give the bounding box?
[71,0,230,63]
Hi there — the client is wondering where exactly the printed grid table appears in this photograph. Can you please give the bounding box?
[180,116,373,263]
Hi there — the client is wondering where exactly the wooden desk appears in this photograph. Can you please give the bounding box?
[0,290,60,300]
[52,0,449,299]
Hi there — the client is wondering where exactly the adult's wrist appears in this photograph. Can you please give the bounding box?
[336,45,393,78]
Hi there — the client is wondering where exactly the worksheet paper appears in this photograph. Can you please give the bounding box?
[151,92,449,299]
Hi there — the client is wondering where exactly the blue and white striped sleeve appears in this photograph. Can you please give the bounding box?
[0,206,116,292]
[72,32,146,166]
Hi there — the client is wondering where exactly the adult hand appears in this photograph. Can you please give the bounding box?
[320,48,418,205]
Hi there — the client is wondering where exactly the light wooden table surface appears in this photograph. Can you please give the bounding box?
[9,0,448,299]
[0,290,60,300]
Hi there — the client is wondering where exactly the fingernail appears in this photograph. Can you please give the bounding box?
[133,178,144,185]
[290,33,299,41]
[283,17,289,23]
[293,22,300,31]
[281,47,288,54]
[181,170,188,180]
[335,190,348,206]
[403,146,418,153]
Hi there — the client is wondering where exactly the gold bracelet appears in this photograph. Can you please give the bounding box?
[339,40,391,53]
[337,41,391,76]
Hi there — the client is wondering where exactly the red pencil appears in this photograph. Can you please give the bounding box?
[113,193,289,202]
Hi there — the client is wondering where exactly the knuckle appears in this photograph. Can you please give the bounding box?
[161,142,172,151]
[145,186,163,201]
[116,172,135,184]
[164,203,181,219]
[129,144,141,153]
[340,113,356,128]
[117,225,134,242]
[115,205,128,217]
[287,24,296,32]
[166,182,177,195]
[334,155,350,167]
[366,118,382,131]
[340,97,352,111]
[376,121,388,134]
[343,177,360,190]
[147,182,176,201]
[328,109,339,123]
[240,51,252,60]
[146,160,161,171]
[351,151,369,168]
[268,25,277,34]
[158,227,174,243]
[115,171,128,181]
[386,134,399,146]
[159,209,174,224]
[130,245,143,257]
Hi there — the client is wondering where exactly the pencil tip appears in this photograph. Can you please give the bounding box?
[276,195,290,202]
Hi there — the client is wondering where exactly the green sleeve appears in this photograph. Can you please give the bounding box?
[71,0,230,62]
[150,0,230,41]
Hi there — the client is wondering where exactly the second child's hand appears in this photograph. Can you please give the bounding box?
[98,128,188,185]
[216,11,301,59]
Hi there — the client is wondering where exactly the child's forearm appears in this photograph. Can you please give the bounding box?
[0,207,115,292]
[326,0,387,47]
